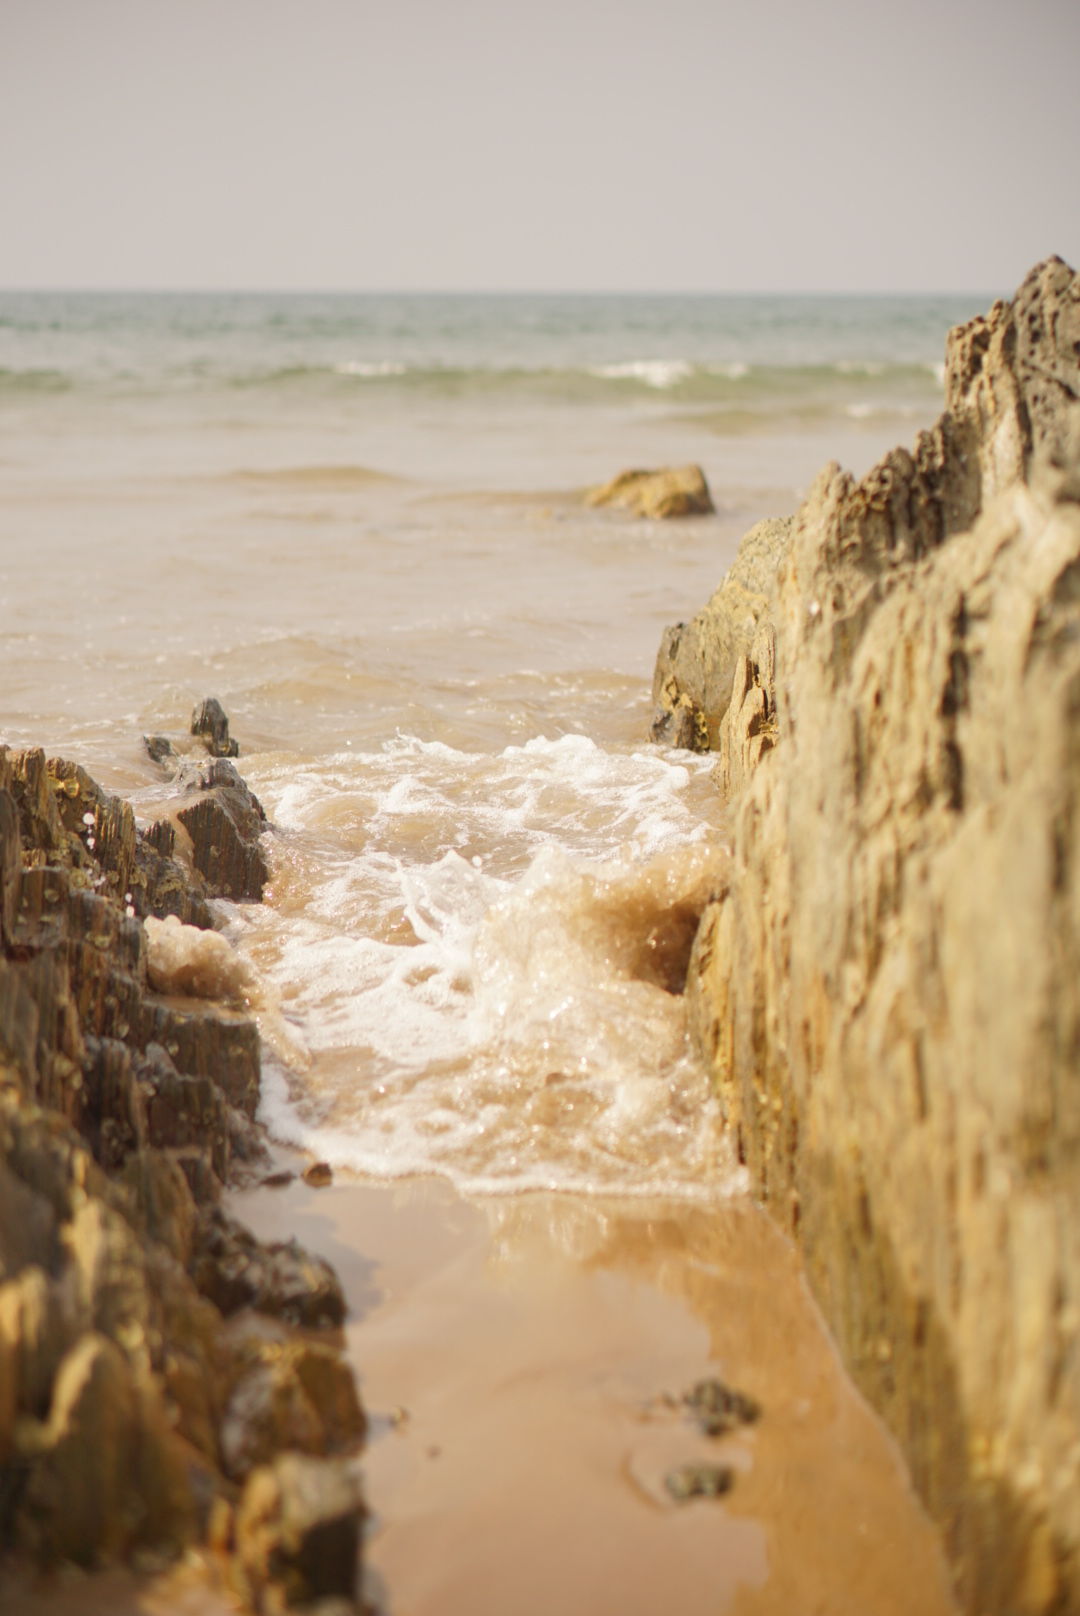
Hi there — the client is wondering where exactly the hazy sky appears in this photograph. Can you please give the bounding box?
[2,0,1077,293]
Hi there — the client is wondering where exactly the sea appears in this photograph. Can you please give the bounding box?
[0,289,992,1201]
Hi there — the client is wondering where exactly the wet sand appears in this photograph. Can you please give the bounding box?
[231,1155,958,1616]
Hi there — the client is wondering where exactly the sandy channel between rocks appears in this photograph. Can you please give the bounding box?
[234,1161,958,1616]
[12,1160,960,1616]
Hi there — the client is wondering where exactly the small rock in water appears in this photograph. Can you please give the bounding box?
[144,733,178,767]
[683,1377,761,1437]
[303,1162,334,1189]
[191,695,240,758]
[585,464,714,519]
[664,1462,735,1503]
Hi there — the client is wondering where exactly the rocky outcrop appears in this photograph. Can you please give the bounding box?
[651,517,789,749]
[0,722,364,1607]
[658,258,1080,1613]
[586,463,715,519]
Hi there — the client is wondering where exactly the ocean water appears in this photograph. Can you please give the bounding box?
[0,288,991,1199]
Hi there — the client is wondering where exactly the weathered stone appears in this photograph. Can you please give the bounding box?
[0,736,365,1590]
[144,734,179,768]
[675,259,1080,1613]
[0,1266,68,1428]
[120,1148,199,1268]
[175,789,268,903]
[586,463,715,519]
[131,833,216,930]
[79,1036,148,1171]
[650,517,790,748]
[193,1208,347,1330]
[234,1452,362,1611]
[17,1332,140,1565]
[191,696,241,759]
[663,1462,734,1503]
[220,1316,364,1481]
[136,1041,231,1182]
[683,1377,760,1438]
[136,1001,260,1118]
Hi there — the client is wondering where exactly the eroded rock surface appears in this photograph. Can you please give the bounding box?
[661,258,1080,1613]
[0,731,364,1606]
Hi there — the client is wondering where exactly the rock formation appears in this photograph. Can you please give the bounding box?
[586,463,715,518]
[0,719,365,1608]
[654,257,1080,1613]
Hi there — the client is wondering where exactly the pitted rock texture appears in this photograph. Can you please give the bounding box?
[0,738,363,1604]
[672,259,1080,1614]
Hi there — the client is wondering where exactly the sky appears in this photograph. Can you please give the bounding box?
[1,0,1078,294]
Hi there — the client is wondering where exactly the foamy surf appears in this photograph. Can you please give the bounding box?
[223,732,741,1199]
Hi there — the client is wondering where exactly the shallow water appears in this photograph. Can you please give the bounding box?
[0,291,979,1607]
[235,1164,958,1616]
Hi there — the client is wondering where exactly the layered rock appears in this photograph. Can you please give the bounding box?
[0,722,364,1606]
[656,258,1080,1612]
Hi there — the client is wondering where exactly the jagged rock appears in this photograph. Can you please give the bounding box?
[651,516,789,747]
[674,258,1080,1613]
[174,762,268,903]
[120,1148,199,1267]
[586,463,715,519]
[220,1315,365,1481]
[144,734,178,768]
[135,1002,260,1119]
[234,1452,362,1611]
[16,1331,141,1565]
[0,1265,68,1425]
[136,1042,232,1181]
[0,736,365,1589]
[193,1208,347,1330]
[191,696,241,759]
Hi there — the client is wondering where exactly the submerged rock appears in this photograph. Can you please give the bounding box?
[586,463,715,519]
[662,258,1080,1613]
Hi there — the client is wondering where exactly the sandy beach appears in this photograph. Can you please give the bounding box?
[228,1153,958,1616]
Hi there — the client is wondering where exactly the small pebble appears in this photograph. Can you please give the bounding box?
[303,1161,334,1188]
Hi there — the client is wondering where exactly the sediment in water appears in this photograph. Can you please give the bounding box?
[0,713,365,1611]
[654,257,1080,1612]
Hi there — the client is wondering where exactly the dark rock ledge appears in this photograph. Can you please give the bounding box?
[0,705,364,1612]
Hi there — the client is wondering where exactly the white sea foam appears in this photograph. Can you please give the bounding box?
[589,360,693,389]
[237,733,737,1198]
[333,359,408,377]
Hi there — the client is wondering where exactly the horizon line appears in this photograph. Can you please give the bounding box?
[0,283,1004,300]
